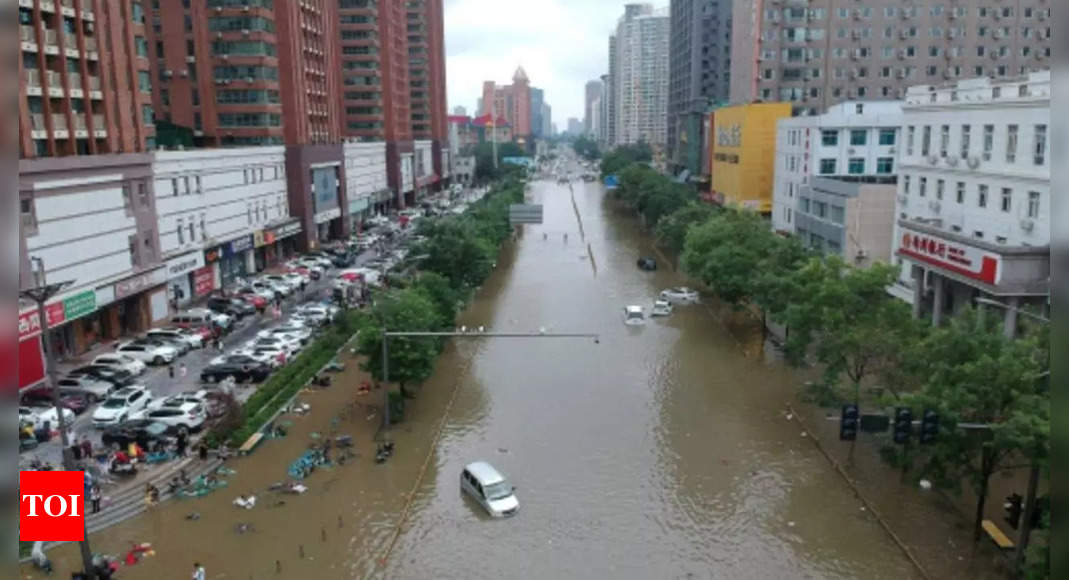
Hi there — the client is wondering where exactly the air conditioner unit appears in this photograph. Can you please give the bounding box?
[849,70,858,79]
[993,12,1001,21]
[214,6,221,13]
[990,51,1000,60]
[855,249,868,262]
[927,155,939,165]
[216,32,223,38]
[949,12,957,20]
[852,9,861,20]
[967,156,980,169]
[847,147,857,155]
[928,201,941,212]
[851,30,861,39]
[163,69,173,77]
[897,194,909,205]
[1038,12,1047,21]
[896,69,906,79]
[215,79,225,85]
[946,156,958,166]
[242,29,250,36]
[221,54,229,60]
[245,77,254,83]
[243,5,250,11]
[943,72,952,79]
[897,48,907,58]
[1019,219,1035,231]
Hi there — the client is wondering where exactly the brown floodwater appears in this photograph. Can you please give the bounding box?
[32,177,930,579]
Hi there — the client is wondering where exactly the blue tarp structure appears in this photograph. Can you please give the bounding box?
[502,157,535,168]
[603,175,619,190]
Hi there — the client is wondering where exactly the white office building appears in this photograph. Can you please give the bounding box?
[890,71,1050,334]
[773,101,902,234]
[343,141,390,229]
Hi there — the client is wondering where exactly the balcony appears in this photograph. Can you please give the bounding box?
[45,70,63,86]
[88,76,100,90]
[73,115,87,130]
[43,29,58,45]
[25,69,41,90]
[84,36,97,53]
[20,26,37,46]
[29,114,46,131]
[68,72,82,88]
[51,114,68,130]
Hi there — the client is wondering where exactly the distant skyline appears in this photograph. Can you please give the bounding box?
[444,0,641,122]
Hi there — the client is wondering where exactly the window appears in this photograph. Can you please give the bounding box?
[1000,188,1012,212]
[978,185,988,207]
[813,201,827,218]
[195,176,202,193]
[819,159,837,174]
[830,206,845,224]
[919,177,927,197]
[960,125,971,159]
[800,197,811,213]
[1033,124,1047,165]
[983,125,994,160]
[903,175,911,195]
[906,126,915,155]
[176,219,184,244]
[956,182,965,203]
[137,70,152,93]
[974,231,984,240]
[200,214,206,240]
[135,36,149,58]
[921,126,931,156]
[247,204,252,224]
[996,236,1007,245]
[936,179,945,200]
[848,158,865,174]
[821,130,838,146]
[849,130,867,146]
[171,178,179,196]
[1027,191,1040,219]
[188,221,195,241]
[878,129,895,146]
[939,125,950,157]
[876,157,894,174]
[1006,125,1018,163]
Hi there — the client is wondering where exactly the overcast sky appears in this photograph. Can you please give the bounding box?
[444,0,638,123]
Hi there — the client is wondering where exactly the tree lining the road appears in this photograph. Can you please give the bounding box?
[599,143,652,178]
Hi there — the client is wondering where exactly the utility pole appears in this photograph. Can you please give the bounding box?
[379,330,600,429]
[21,258,96,579]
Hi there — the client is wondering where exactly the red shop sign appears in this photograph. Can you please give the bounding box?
[18,302,66,341]
[193,266,215,296]
[897,229,1000,285]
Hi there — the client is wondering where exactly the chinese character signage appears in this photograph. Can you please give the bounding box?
[897,227,1000,285]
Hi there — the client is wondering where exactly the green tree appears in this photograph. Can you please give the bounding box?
[357,289,442,392]
[412,271,462,329]
[654,202,718,254]
[600,142,652,177]
[573,135,600,160]
[897,311,1049,543]
[777,257,918,405]
[749,233,810,329]
[419,219,496,289]
[679,209,779,308]
[638,181,695,227]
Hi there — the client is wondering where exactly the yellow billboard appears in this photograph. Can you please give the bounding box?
[709,102,792,213]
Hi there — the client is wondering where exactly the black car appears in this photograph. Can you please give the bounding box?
[207,297,256,319]
[100,420,172,451]
[200,361,271,384]
[331,253,355,267]
[637,257,657,271]
[67,365,136,387]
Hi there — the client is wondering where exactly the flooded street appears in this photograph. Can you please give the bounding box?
[33,177,922,579]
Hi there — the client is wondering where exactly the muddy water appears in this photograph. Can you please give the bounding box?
[33,178,922,579]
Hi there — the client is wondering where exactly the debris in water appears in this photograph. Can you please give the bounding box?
[787,521,796,527]
[234,523,254,534]
[497,448,509,454]
[919,479,933,491]
[185,512,200,520]
[859,506,867,512]
[785,413,794,421]
[800,431,808,437]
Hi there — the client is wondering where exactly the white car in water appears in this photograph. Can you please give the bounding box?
[91,353,148,376]
[659,287,699,305]
[623,305,646,326]
[650,300,673,317]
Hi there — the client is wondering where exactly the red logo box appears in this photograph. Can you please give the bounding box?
[20,471,85,541]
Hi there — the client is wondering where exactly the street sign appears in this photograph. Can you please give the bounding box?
[509,204,543,225]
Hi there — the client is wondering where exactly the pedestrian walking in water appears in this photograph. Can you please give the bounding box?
[198,442,209,461]
[176,431,188,457]
[81,437,92,460]
[90,484,102,513]
[192,562,206,580]
[179,363,187,379]
[168,363,175,379]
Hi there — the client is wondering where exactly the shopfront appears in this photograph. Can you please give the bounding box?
[206,235,254,288]
[109,267,168,336]
[192,265,216,297]
[312,164,343,248]
[348,196,371,235]
[163,252,206,310]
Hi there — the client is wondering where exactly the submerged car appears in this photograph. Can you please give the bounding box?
[461,461,519,518]
[650,299,673,317]
[659,287,699,304]
[637,257,657,271]
[623,305,646,326]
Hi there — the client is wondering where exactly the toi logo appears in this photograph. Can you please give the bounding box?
[20,471,85,541]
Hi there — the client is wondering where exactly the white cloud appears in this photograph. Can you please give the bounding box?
[444,0,633,122]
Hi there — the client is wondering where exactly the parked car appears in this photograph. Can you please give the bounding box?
[67,365,137,387]
[20,405,76,430]
[460,461,520,518]
[150,389,213,410]
[210,351,282,369]
[247,335,300,356]
[637,257,657,271]
[133,401,206,434]
[200,361,271,384]
[287,262,323,280]
[92,385,152,429]
[55,376,116,401]
[115,341,178,365]
[135,334,192,355]
[100,420,171,451]
[650,299,673,317]
[148,327,207,349]
[235,286,276,305]
[21,389,91,415]
[262,274,301,293]
[207,297,256,319]
[258,325,313,344]
[659,287,699,304]
[299,255,334,269]
[91,353,148,376]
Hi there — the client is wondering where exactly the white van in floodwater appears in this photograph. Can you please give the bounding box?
[461,461,519,518]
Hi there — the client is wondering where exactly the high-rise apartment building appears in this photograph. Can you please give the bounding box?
[146,0,340,147]
[597,74,610,145]
[729,0,1052,114]
[668,0,732,173]
[530,87,545,139]
[541,102,552,137]
[481,67,532,140]
[605,35,617,147]
[584,80,603,136]
[19,0,156,158]
[612,4,670,147]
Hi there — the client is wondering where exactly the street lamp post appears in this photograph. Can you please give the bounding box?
[380,329,600,429]
[21,258,96,579]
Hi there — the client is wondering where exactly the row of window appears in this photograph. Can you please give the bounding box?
[903,175,1042,218]
[818,157,895,175]
[764,25,1051,43]
[208,17,275,33]
[907,123,1047,166]
[213,65,279,81]
[207,0,274,8]
[766,5,1050,21]
[798,198,847,225]
[217,89,281,105]
[217,113,281,127]
[212,40,276,57]
[760,66,1037,101]
[174,214,206,245]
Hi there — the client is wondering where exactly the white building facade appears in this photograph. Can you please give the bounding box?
[773,101,903,234]
[613,4,670,147]
[343,141,389,230]
[890,71,1050,334]
[153,147,300,297]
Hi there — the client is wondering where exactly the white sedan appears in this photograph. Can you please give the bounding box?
[659,287,700,304]
[147,328,205,349]
[91,386,152,428]
[115,342,179,365]
[247,336,300,357]
[212,348,284,369]
[134,401,207,433]
[92,353,147,376]
[20,406,76,430]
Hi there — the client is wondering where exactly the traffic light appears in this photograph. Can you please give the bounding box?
[893,407,913,444]
[919,409,939,444]
[1004,493,1023,530]
[840,404,859,441]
